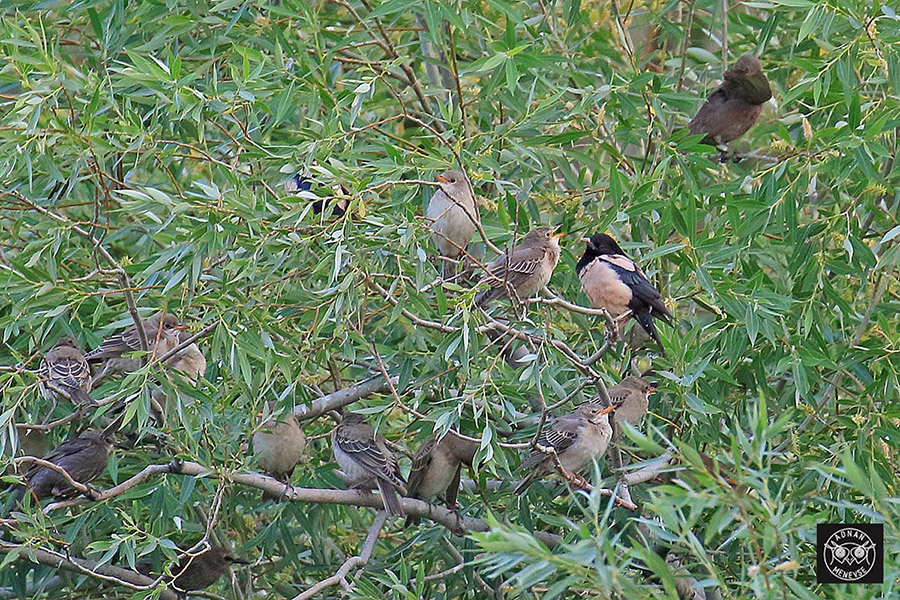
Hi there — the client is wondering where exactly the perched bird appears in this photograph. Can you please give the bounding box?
[593,376,655,440]
[253,412,306,499]
[577,234,673,354]
[332,412,406,517]
[151,330,207,424]
[85,313,184,379]
[406,431,478,525]
[286,173,348,217]
[475,226,564,307]
[39,337,94,407]
[425,170,479,277]
[170,545,248,594]
[12,429,112,504]
[688,54,772,151]
[515,403,616,494]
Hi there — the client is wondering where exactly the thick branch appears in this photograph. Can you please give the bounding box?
[292,376,397,421]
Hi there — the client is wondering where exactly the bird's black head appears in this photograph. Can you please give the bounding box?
[577,233,625,273]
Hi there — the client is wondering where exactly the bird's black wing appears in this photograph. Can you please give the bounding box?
[599,255,672,323]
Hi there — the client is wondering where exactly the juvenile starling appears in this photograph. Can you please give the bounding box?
[170,545,248,594]
[406,431,478,525]
[13,429,112,504]
[594,376,655,440]
[253,413,306,499]
[577,234,673,354]
[332,413,406,517]
[39,337,94,406]
[425,170,479,277]
[85,313,184,379]
[688,54,772,150]
[165,331,207,383]
[286,173,348,217]
[514,403,615,494]
[475,226,564,307]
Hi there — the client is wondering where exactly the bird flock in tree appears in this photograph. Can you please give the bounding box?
[2,53,773,596]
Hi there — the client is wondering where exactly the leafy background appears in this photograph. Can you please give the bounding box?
[0,0,898,598]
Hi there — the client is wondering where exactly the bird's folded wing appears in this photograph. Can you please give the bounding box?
[48,357,90,388]
[85,328,141,360]
[407,437,436,496]
[482,246,544,288]
[335,431,400,483]
[519,421,579,470]
[600,255,672,321]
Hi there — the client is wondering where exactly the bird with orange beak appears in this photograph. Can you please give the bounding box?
[474,225,565,307]
[425,169,479,277]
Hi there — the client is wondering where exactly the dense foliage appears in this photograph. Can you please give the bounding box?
[1,0,898,598]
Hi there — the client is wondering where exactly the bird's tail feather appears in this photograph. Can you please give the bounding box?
[634,311,665,356]
[474,287,499,307]
[376,479,404,517]
[514,474,536,495]
[442,260,458,280]
[68,386,96,406]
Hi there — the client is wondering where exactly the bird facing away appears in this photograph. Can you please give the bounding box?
[515,403,616,495]
[39,337,94,407]
[593,376,655,440]
[474,226,564,307]
[425,170,479,277]
[13,429,112,504]
[170,545,248,593]
[577,234,673,355]
[85,313,184,379]
[253,413,307,491]
[688,54,772,148]
[406,431,479,525]
[286,173,348,217]
[332,412,407,517]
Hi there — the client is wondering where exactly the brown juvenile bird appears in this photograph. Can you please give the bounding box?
[595,376,655,440]
[170,545,248,594]
[475,226,564,307]
[688,54,772,151]
[425,170,479,277]
[515,403,616,494]
[406,431,478,525]
[12,429,112,505]
[577,233,673,354]
[85,312,184,379]
[39,337,94,407]
[165,330,207,382]
[332,412,407,517]
[253,412,306,500]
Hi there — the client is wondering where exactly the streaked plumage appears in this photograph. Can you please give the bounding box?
[85,313,183,378]
[332,413,406,517]
[577,234,673,354]
[39,337,94,406]
[475,226,563,307]
[515,404,615,494]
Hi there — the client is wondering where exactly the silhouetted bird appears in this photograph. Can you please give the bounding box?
[406,431,478,525]
[577,234,673,355]
[688,54,772,152]
[170,545,248,594]
[332,412,406,517]
[475,226,564,307]
[515,403,615,494]
[286,173,348,217]
[39,337,94,407]
[12,429,112,505]
[86,313,184,379]
[425,170,479,277]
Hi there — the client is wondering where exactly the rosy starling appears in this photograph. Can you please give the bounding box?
[514,403,615,494]
[13,429,112,503]
[39,337,94,406]
[85,312,184,378]
[688,54,772,150]
[577,233,673,354]
[286,173,348,217]
[474,226,564,307]
[594,376,655,440]
[170,545,248,594]
[425,170,479,277]
[406,431,478,524]
[253,413,306,499]
[332,412,406,517]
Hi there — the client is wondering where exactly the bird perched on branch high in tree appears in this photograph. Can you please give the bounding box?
[406,431,478,525]
[688,54,772,158]
[39,336,94,408]
[577,233,673,355]
[475,226,564,307]
[85,312,184,380]
[169,545,249,594]
[515,403,616,494]
[425,169,479,278]
[286,172,349,217]
[332,412,407,517]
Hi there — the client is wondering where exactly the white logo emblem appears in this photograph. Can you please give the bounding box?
[823,527,877,581]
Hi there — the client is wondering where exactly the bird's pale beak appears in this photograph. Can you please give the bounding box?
[174,325,188,331]
[598,404,617,415]
[551,228,565,240]
[435,175,449,183]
